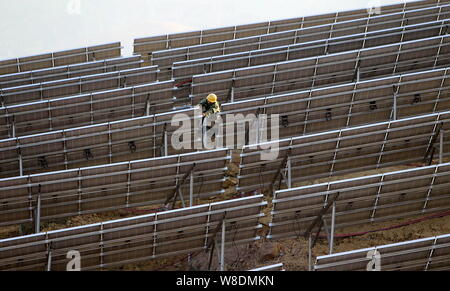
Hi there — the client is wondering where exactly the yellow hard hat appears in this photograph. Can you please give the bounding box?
[207,93,217,103]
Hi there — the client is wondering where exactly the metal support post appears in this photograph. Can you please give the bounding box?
[440,130,444,164]
[220,220,226,271]
[35,194,41,234]
[231,87,234,103]
[190,171,194,207]
[330,202,336,254]
[393,86,398,121]
[164,130,168,157]
[18,151,23,176]
[145,98,151,116]
[308,234,312,271]
[11,120,15,138]
[46,248,52,271]
[287,157,292,188]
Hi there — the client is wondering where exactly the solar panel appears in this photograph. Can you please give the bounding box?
[2,67,449,178]
[0,56,142,89]
[0,66,159,106]
[315,233,450,271]
[163,6,449,77]
[0,148,230,227]
[268,162,450,243]
[0,107,198,177]
[0,80,174,139]
[238,111,450,194]
[0,42,122,76]
[189,34,450,105]
[0,194,265,271]
[133,0,445,56]
[217,67,450,136]
[249,263,285,271]
[172,19,448,81]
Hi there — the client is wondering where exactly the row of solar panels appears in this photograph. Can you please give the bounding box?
[0,42,122,76]
[1,0,448,107]
[0,195,266,271]
[238,111,450,192]
[0,109,448,227]
[3,159,450,271]
[0,148,230,227]
[3,22,450,140]
[1,0,450,271]
[2,157,449,271]
[2,1,442,87]
[173,18,450,81]
[315,232,450,271]
[0,65,447,178]
[3,12,447,108]
[133,0,449,56]
[0,0,447,148]
[269,162,450,241]
[1,0,448,113]
[189,34,450,103]
[156,4,450,74]
[0,55,142,90]
[0,66,159,106]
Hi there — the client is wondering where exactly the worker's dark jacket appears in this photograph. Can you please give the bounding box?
[199,98,221,116]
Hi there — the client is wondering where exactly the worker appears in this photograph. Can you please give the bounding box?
[199,93,221,141]
[199,93,221,118]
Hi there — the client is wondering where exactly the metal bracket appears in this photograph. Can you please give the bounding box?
[164,163,196,208]
[423,122,443,165]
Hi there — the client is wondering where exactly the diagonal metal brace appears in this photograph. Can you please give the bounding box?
[303,192,340,239]
[205,212,227,270]
[205,212,227,253]
[164,163,196,207]
[423,122,443,164]
[270,148,292,193]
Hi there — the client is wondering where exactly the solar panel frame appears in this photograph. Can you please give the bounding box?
[0,66,159,106]
[172,19,448,82]
[153,3,450,74]
[269,163,450,245]
[238,112,450,194]
[0,42,122,76]
[133,0,446,56]
[2,67,450,178]
[189,34,450,104]
[0,56,143,89]
[0,195,266,271]
[0,148,231,227]
[314,233,450,271]
[0,80,175,139]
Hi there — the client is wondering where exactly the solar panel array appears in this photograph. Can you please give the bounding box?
[239,111,450,193]
[315,233,450,271]
[0,195,266,271]
[0,148,230,227]
[0,80,174,139]
[0,42,122,75]
[189,34,450,104]
[171,11,450,80]
[3,0,450,271]
[269,162,450,240]
[1,66,159,106]
[134,0,448,57]
[0,55,142,89]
